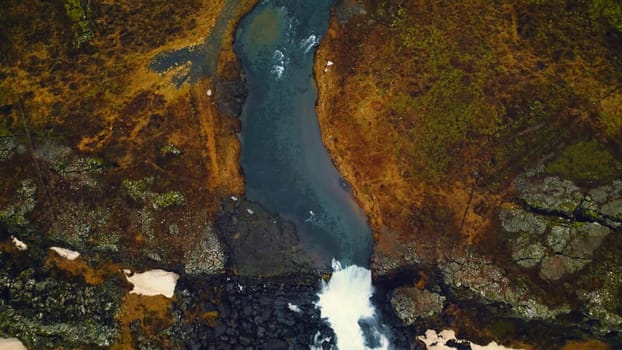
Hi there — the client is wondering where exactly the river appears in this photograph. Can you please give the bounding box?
[234,1,389,348]
[234,0,372,268]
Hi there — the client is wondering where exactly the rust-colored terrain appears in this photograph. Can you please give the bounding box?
[316,0,621,261]
[316,0,622,346]
[0,0,257,347]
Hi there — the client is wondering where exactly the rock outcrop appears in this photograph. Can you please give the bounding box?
[216,197,316,277]
[390,287,445,325]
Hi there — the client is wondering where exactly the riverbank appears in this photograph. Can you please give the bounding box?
[315,0,622,348]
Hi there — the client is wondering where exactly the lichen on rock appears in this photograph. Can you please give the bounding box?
[183,224,225,275]
[440,251,566,320]
[515,174,583,217]
[577,266,622,334]
[50,201,120,253]
[0,137,16,162]
[498,207,547,235]
[390,287,445,325]
[0,179,37,228]
[0,250,123,348]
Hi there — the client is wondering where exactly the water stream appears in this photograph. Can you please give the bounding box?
[234,1,388,348]
[234,0,371,267]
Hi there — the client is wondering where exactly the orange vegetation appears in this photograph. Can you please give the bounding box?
[46,252,123,285]
[314,0,622,262]
[112,294,174,350]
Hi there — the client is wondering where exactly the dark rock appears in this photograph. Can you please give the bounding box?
[215,79,247,118]
[266,339,288,350]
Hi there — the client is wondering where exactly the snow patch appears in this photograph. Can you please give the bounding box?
[0,338,27,350]
[11,236,27,251]
[206,89,212,96]
[124,269,179,298]
[418,329,523,350]
[326,60,334,66]
[50,247,80,260]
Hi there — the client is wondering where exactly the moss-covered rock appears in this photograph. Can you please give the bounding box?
[498,207,547,235]
[515,174,584,217]
[50,201,120,252]
[63,0,95,47]
[0,248,123,348]
[439,251,568,320]
[390,287,445,325]
[152,191,185,209]
[0,137,16,162]
[0,179,37,229]
[183,224,225,275]
[122,177,185,210]
[160,144,182,157]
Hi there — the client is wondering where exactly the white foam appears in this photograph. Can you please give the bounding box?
[124,269,179,298]
[11,236,27,251]
[288,303,301,313]
[0,338,27,350]
[418,329,522,350]
[314,259,389,350]
[301,34,320,53]
[50,247,80,260]
[271,49,288,79]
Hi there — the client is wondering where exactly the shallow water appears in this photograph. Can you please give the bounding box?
[150,0,239,86]
[234,0,373,267]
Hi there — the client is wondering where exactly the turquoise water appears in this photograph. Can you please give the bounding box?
[234,0,373,267]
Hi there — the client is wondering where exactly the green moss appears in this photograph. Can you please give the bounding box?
[63,0,95,47]
[160,144,182,157]
[152,191,185,209]
[590,0,622,32]
[488,320,517,339]
[122,177,154,202]
[545,140,622,183]
[122,177,184,209]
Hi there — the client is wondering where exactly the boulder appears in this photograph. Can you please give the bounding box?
[390,287,445,325]
[184,224,226,275]
[216,197,315,277]
[499,208,547,235]
[515,175,583,217]
[440,252,566,320]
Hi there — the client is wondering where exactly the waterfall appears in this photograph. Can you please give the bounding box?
[312,260,389,350]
